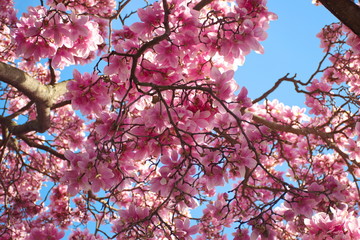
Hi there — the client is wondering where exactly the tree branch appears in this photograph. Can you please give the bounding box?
[0,62,68,134]
[251,114,333,139]
[19,135,66,160]
[193,0,214,11]
[318,0,360,37]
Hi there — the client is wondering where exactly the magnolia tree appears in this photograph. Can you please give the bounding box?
[0,0,360,239]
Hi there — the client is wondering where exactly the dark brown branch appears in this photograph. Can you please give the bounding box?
[19,135,66,160]
[252,74,297,104]
[48,59,56,85]
[51,100,71,110]
[318,0,360,37]
[109,0,132,20]
[129,0,171,86]
[6,101,34,119]
[193,0,214,11]
[251,114,333,139]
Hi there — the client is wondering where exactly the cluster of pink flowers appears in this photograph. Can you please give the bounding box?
[47,185,72,228]
[26,224,65,240]
[61,148,115,196]
[46,0,116,17]
[0,0,16,27]
[14,3,104,69]
[68,229,104,240]
[65,69,111,115]
[2,0,360,239]
[314,22,360,96]
[303,205,360,239]
[0,0,16,61]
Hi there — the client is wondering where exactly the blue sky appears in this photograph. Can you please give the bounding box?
[237,0,337,107]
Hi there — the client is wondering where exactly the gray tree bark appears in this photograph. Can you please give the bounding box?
[0,62,68,135]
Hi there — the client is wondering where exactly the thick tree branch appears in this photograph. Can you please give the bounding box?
[318,0,360,37]
[0,62,52,104]
[251,114,334,139]
[0,62,68,134]
[193,0,213,11]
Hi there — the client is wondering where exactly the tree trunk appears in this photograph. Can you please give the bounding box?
[318,0,360,37]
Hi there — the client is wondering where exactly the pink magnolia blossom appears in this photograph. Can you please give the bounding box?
[150,169,177,197]
[68,229,104,240]
[15,5,104,69]
[154,41,181,68]
[130,2,164,36]
[303,206,360,240]
[66,69,111,115]
[175,219,199,239]
[26,224,64,240]
[210,67,239,100]
[62,148,115,195]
